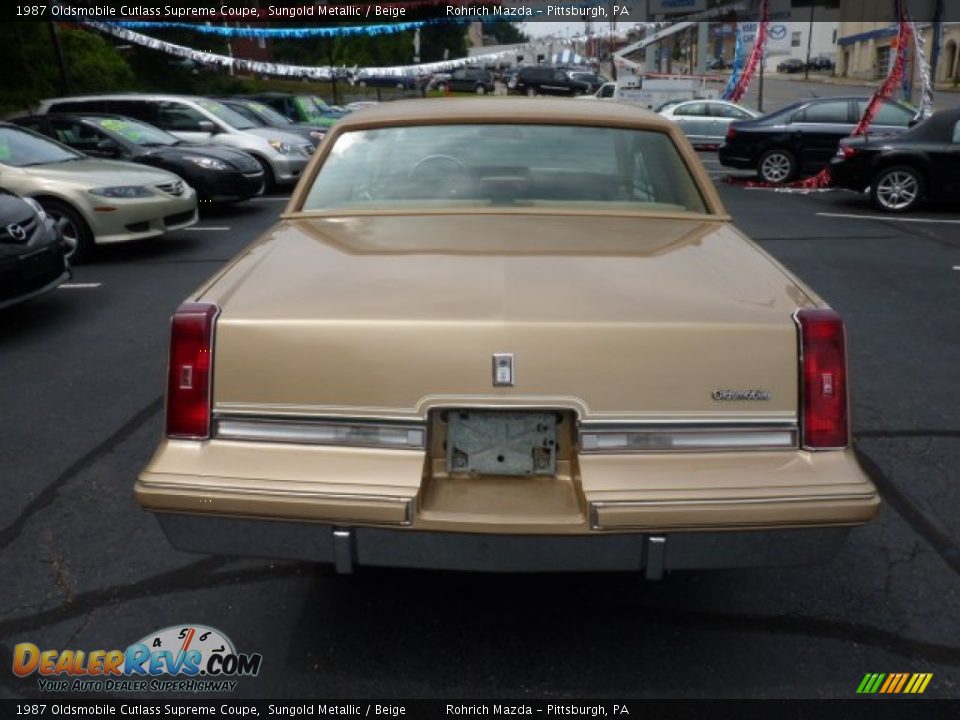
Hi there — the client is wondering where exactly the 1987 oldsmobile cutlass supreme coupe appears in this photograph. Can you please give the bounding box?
[137,99,879,577]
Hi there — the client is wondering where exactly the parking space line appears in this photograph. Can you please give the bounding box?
[58,283,102,289]
[184,226,231,231]
[817,212,960,225]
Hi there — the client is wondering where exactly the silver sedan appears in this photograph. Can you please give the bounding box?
[658,100,758,147]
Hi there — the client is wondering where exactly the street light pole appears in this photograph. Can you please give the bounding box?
[804,1,815,81]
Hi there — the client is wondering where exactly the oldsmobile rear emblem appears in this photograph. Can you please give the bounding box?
[492,353,515,387]
[712,389,771,401]
[6,223,27,241]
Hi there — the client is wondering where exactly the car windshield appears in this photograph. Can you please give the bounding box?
[246,101,292,126]
[90,117,179,146]
[302,124,708,214]
[195,99,257,130]
[293,96,338,122]
[0,126,83,166]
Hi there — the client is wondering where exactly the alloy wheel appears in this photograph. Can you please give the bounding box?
[760,152,794,183]
[875,170,919,211]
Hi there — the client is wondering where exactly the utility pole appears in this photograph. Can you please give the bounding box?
[930,0,944,89]
[47,22,70,95]
[803,1,815,81]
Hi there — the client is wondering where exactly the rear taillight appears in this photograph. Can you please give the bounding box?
[726,126,737,140]
[795,309,848,450]
[166,302,219,439]
[837,145,858,159]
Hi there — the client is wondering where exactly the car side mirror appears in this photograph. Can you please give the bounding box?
[95,139,122,158]
[907,118,920,128]
[197,120,217,134]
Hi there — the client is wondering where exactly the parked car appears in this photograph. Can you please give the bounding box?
[566,70,610,93]
[437,67,496,94]
[137,99,878,576]
[352,73,421,91]
[830,107,960,213]
[808,56,835,72]
[719,96,916,183]
[36,95,313,191]
[705,57,729,71]
[12,114,265,203]
[0,190,69,310]
[509,66,591,96]
[242,92,346,130]
[658,99,758,147]
[216,98,326,146]
[0,123,197,262]
[777,58,807,74]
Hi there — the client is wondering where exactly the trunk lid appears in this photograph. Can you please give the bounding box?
[203,214,812,421]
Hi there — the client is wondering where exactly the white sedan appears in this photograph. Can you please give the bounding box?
[658,99,758,147]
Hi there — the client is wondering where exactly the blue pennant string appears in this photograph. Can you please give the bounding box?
[721,29,744,101]
[113,20,467,39]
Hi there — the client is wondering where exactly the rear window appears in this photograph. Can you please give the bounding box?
[302,124,708,215]
[856,100,915,126]
[795,101,850,124]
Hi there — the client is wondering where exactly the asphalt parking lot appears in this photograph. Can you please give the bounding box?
[2,162,959,699]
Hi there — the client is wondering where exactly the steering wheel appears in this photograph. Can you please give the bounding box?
[409,154,467,178]
[408,154,470,198]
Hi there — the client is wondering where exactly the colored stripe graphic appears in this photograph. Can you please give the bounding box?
[858,672,932,694]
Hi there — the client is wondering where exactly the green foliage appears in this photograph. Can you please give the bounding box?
[0,25,134,115]
[58,27,136,93]
[481,22,529,45]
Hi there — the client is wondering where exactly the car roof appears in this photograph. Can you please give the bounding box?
[43,93,212,102]
[334,98,670,131]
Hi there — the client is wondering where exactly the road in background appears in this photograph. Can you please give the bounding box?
[737,76,960,114]
[1,177,958,698]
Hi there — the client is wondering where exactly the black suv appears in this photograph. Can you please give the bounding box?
[509,67,591,97]
[443,68,496,94]
[719,96,916,183]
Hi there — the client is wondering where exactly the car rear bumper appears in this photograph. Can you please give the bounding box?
[152,513,853,577]
[138,440,879,571]
[828,159,869,192]
[717,145,756,169]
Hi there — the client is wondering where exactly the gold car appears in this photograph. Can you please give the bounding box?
[0,123,197,262]
[138,100,879,577]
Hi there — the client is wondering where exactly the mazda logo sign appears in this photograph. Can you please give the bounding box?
[5,223,27,242]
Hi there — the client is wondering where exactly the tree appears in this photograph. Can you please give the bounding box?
[482,22,529,45]
[0,25,134,114]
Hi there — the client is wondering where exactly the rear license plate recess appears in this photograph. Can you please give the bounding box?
[446,410,557,476]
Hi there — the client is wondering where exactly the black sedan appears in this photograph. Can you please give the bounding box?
[719,96,916,183]
[216,98,326,146]
[830,107,960,213]
[12,114,264,203]
[777,58,806,73]
[0,191,69,311]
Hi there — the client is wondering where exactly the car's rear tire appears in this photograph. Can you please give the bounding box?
[526,86,538,97]
[252,155,276,194]
[871,165,923,213]
[37,198,93,264]
[757,149,798,184]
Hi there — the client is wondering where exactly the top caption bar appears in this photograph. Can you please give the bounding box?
[5,1,960,23]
